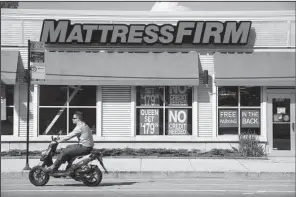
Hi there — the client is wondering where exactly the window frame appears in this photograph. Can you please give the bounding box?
[216,86,263,136]
[135,86,193,136]
[1,85,15,136]
[38,85,97,136]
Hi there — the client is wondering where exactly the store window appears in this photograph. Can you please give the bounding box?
[218,86,261,135]
[39,85,97,135]
[1,85,14,135]
[136,86,193,135]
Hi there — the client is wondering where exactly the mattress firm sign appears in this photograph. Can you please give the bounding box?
[40,20,252,45]
[168,109,188,135]
[139,109,160,135]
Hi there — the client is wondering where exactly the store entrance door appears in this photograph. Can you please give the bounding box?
[267,91,295,157]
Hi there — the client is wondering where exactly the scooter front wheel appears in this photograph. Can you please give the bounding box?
[29,166,50,186]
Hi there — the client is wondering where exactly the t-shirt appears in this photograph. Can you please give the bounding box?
[63,121,94,148]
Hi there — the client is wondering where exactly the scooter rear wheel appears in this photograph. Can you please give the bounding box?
[82,167,102,187]
[29,166,50,186]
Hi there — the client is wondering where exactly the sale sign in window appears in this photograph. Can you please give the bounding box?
[168,86,188,106]
[139,109,160,135]
[168,109,188,135]
[139,87,160,106]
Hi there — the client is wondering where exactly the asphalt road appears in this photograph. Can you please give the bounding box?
[1,176,295,197]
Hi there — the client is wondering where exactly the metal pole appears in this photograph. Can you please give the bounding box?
[23,40,31,170]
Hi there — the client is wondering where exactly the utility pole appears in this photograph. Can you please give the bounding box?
[23,40,31,170]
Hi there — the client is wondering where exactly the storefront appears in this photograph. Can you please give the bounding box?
[1,9,295,156]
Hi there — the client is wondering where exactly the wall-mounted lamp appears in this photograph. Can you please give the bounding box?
[203,70,208,85]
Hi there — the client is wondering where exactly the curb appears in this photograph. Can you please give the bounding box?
[0,156,269,160]
[2,171,295,180]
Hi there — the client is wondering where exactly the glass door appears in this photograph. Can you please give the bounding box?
[268,93,295,156]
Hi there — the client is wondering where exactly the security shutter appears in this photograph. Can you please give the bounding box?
[101,86,132,137]
[198,54,214,137]
[18,84,34,137]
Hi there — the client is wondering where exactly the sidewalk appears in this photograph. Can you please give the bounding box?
[1,157,295,179]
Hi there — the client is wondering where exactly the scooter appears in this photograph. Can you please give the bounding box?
[28,131,108,187]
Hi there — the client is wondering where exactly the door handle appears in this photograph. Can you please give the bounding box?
[292,123,295,131]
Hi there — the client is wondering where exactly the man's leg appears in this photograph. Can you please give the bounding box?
[45,144,78,172]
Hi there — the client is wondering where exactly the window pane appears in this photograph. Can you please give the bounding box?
[1,107,13,135]
[136,86,163,106]
[69,86,96,106]
[218,109,238,135]
[218,86,238,106]
[40,85,67,106]
[165,108,192,135]
[39,108,67,135]
[136,108,163,135]
[6,85,14,106]
[240,87,261,106]
[165,86,192,107]
[68,108,96,134]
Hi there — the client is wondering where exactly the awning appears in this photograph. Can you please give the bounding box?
[1,50,19,84]
[214,52,296,86]
[32,51,200,86]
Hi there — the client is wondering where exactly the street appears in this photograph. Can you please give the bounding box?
[1,176,295,197]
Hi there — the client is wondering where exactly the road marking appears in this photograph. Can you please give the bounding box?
[2,189,295,193]
[242,193,254,195]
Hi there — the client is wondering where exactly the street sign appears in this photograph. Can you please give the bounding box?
[30,41,46,81]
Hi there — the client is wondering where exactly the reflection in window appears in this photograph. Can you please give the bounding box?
[240,87,261,106]
[1,85,14,135]
[69,86,96,106]
[40,85,67,106]
[39,85,97,135]
[218,86,238,106]
[1,107,14,135]
[39,108,67,135]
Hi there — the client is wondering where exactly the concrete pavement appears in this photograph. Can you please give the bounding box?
[1,157,295,179]
[1,176,295,197]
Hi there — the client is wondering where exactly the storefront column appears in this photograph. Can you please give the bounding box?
[193,86,198,137]
[96,86,102,137]
[33,85,39,137]
[261,87,268,142]
[131,86,136,137]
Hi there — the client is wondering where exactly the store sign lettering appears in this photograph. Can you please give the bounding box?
[168,109,188,135]
[219,109,238,128]
[241,109,260,128]
[40,20,252,45]
[139,109,159,135]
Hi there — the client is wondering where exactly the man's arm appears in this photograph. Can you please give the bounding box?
[57,126,81,143]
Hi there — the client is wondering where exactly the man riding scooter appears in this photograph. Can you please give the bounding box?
[44,111,94,174]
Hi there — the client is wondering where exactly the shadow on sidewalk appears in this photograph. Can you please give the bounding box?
[45,181,138,187]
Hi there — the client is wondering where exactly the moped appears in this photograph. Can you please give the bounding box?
[28,131,108,186]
